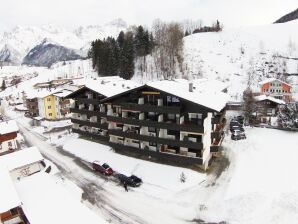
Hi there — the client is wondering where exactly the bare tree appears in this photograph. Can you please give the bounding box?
[152,19,184,79]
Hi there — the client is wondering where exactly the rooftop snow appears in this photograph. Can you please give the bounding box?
[0,147,43,171]
[254,94,286,105]
[15,173,107,224]
[0,166,21,213]
[259,78,292,87]
[53,89,74,98]
[82,76,140,97]
[0,120,19,135]
[147,80,230,112]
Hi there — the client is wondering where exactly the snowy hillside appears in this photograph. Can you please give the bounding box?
[183,20,298,100]
[0,19,128,65]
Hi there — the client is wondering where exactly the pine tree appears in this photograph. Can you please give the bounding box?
[121,32,135,80]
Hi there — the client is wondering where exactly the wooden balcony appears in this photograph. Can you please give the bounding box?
[71,118,108,129]
[109,129,203,150]
[120,103,181,114]
[107,116,204,133]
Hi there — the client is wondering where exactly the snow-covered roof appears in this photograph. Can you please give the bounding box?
[15,173,107,224]
[259,78,291,87]
[0,166,21,213]
[0,120,19,135]
[147,80,230,112]
[254,95,286,105]
[175,78,229,93]
[0,147,43,171]
[70,76,141,98]
[53,89,74,98]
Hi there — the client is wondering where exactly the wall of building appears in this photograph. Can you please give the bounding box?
[44,95,56,120]
[202,112,213,170]
[38,98,45,118]
[0,133,18,155]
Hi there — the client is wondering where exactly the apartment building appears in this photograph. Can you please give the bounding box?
[69,78,229,170]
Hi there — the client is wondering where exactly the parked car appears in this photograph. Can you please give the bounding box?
[231,130,246,140]
[92,161,113,176]
[230,120,241,128]
[116,173,143,187]
[230,125,244,133]
[129,175,143,187]
[235,115,244,124]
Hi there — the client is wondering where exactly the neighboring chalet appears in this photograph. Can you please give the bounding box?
[254,95,285,123]
[0,167,26,224]
[0,120,19,156]
[26,97,39,117]
[69,78,229,170]
[37,89,74,120]
[0,146,44,181]
[259,78,292,102]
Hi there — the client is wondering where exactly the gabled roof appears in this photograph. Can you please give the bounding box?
[102,79,230,112]
[0,166,21,213]
[0,147,43,171]
[66,76,141,98]
[0,120,19,135]
[53,89,74,98]
[254,95,286,105]
[147,80,230,112]
[259,78,292,87]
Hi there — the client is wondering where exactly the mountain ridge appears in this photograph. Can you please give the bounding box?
[275,8,298,23]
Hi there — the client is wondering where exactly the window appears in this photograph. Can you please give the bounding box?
[48,106,51,109]
[0,144,2,150]
[49,113,52,116]
[8,141,12,147]
[148,127,156,132]
[47,98,51,101]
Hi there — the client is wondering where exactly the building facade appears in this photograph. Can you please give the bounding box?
[260,78,292,102]
[0,120,19,156]
[38,90,73,120]
[69,81,228,170]
[26,97,39,117]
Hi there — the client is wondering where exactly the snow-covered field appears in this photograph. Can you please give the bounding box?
[55,124,298,224]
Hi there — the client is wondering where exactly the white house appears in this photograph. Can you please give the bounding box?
[0,166,24,224]
[0,147,44,181]
[0,120,19,156]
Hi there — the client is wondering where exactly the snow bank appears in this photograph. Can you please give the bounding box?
[63,138,206,192]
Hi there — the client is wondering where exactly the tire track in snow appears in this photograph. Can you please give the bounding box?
[18,121,147,224]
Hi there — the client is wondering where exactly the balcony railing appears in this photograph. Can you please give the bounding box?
[71,118,108,129]
[109,142,203,165]
[72,129,109,142]
[76,97,100,105]
[109,129,203,150]
[70,108,106,117]
[120,103,181,114]
[107,116,204,133]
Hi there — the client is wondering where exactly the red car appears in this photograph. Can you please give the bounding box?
[92,161,113,176]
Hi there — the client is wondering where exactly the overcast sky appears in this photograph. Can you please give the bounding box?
[0,0,297,31]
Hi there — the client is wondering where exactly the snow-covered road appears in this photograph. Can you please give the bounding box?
[17,121,148,224]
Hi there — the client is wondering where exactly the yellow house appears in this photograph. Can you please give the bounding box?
[37,89,73,120]
[38,93,58,120]
[43,95,57,120]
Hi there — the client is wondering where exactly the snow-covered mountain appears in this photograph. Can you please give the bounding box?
[22,39,83,67]
[0,19,128,65]
[275,8,298,23]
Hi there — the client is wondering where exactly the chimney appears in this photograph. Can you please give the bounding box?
[189,82,193,92]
